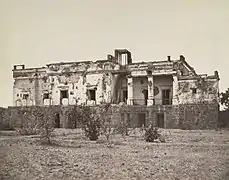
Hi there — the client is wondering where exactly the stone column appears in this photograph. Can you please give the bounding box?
[127,75,133,105]
[172,75,179,105]
[147,75,154,105]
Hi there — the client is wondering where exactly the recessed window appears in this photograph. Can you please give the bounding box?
[191,88,197,94]
[43,93,49,99]
[22,94,29,100]
[61,90,68,99]
[88,89,96,101]
[141,80,144,84]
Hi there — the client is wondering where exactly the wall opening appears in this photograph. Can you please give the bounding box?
[60,90,68,105]
[156,113,165,128]
[127,113,131,127]
[88,89,96,101]
[43,93,49,99]
[123,90,128,102]
[137,113,146,127]
[61,90,68,99]
[22,94,29,100]
[55,113,60,128]
[191,88,197,94]
[142,89,148,105]
[162,89,171,105]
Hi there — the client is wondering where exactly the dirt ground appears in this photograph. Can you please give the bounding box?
[0,128,229,180]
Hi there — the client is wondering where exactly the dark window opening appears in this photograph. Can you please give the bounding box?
[127,113,131,127]
[88,89,96,101]
[43,93,49,99]
[156,113,164,128]
[22,94,29,100]
[142,89,148,105]
[55,113,60,128]
[121,113,124,122]
[137,113,146,127]
[61,90,68,99]
[162,89,171,105]
[191,88,197,94]
[17,94,19,97]
[123,90,128,102]
[141,80,144,84]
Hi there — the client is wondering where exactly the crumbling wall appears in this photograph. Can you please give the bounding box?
[111,104,218,130]
[219,110,229,128]
[1,103,219,130]
[177,78,219,104]
[13,60,118,107]
[13,68,47,106]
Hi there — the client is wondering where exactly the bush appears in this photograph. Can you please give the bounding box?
[145,124,165,143]
[37,110,55,144]
[98,103,114,141]
[16,111,39,135]
[16,109,55,144]
[78,106,101,141]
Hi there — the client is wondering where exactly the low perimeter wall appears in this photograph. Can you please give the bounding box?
[0,103,219,130]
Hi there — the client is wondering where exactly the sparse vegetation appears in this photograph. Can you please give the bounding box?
[98,103,113,141]
[144,124,165,143]
[15,109,55,144]
[78,106,101,141]
[1,128,229,180]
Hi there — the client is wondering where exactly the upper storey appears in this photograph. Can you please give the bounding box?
[12,49,219,82]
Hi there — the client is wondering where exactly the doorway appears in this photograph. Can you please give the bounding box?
[156,113,164,128]
[123,90,128,102]
[60,90,68,105]
[55,113,60,128]
[138,113,146,127]
[162,89,171,105]
[142,89,148,105]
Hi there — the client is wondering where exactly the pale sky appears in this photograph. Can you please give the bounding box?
[0,0,228,107]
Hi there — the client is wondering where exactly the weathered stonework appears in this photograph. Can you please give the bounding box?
[8,50,220,130]
[0,104,218,130]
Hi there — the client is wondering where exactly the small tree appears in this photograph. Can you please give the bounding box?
[16,110,39,135]
[37,109,55,144]
[78,106,101,141]
[144,124,165,143]
[99,103,113,141]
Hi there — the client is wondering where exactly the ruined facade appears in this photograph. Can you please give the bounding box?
[13,49,220,107]
[11,49,220,129]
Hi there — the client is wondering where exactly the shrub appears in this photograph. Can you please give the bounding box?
[145,124,165,143]
[98,103,114,141]
[37,109,55,144]
[16,109,55,144]
[16,111,39,135]
[78,106,101,141]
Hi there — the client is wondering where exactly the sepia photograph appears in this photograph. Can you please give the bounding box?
[0,0,229,179]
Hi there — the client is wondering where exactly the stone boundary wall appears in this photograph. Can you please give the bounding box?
[219,110,229,128]
[0,103,219,130]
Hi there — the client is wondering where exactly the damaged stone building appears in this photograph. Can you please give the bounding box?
[12,49,220,129]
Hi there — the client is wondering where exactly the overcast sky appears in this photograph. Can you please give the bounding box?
[0,0,228,107]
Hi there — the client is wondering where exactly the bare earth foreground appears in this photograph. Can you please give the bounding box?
[0,129,229,180]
